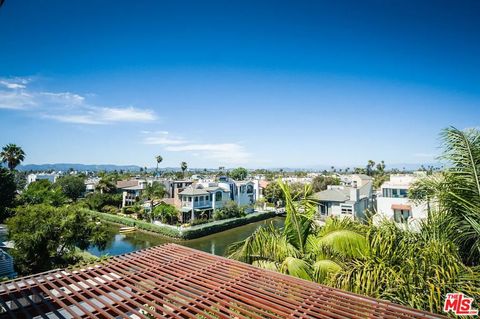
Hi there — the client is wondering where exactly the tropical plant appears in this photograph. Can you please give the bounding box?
[153,203,178,224]
[228,181,368,282]
[95,178,117,194]
[311,175,340,193]
[410,126,480,265]
[1,143,25,170]
[180,161,188,177]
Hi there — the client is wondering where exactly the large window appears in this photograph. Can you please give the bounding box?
[216,191,222,201]
[383,188,408,198]
[246,185,254,194]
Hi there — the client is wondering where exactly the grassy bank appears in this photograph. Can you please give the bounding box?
[85,209,277,240]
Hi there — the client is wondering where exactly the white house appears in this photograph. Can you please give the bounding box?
[178,183,230,222]
[312,176,373,222]
[375,174,428,226]
[26,173,59,185]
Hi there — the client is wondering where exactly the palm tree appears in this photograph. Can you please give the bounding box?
[95,178,116,194]
[410,126,480,265]
[228,181,368,282]
[1,144,26,171]
[155,155,163,177]
[180,161,188,178]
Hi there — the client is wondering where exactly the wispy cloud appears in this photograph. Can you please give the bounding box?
[142,131,188,145]
[142,131,252,164]
[0,77,157,124]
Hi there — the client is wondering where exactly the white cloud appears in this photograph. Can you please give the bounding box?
[99,107,155,122]
[0,80,26,89]
[0,90,36,109]
[0,77,157,124]
[143,131,187,145]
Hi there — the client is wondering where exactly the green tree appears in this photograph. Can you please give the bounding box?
[229,167,248,181]
[19,180,67,207]
[142,181,167,201]
[56,175,86,201]
[156,155,163,176]
[213,201,245,220]
[95,178,117,194]
[1,143,25,171]
[153,203,178,224]
[7,204,108,274]
[180,161,188,178]
[263,181,284,205]
[366,160,375,176]
[82,192,122,211]
[311,176,340,193]
[0,168,16,221]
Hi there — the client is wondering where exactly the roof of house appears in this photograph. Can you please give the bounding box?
[355,174,373,180]
[313,181,372,203]
[312,188,350,202]
[116,180,140,189]
[178,187,209,196]
[0,244,444,319]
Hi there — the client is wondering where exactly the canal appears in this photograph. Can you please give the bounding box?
[88,217,285,257]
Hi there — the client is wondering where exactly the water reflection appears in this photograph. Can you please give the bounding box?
[88,217,285,257]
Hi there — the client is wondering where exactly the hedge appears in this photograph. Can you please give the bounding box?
[84,209,277,240]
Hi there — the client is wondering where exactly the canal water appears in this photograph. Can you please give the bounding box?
[87,217,285,257]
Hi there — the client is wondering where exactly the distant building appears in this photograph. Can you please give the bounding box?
[116,179,147,207]
[375,174,428,226]
[312,175,373,222]
[26,173,59,185]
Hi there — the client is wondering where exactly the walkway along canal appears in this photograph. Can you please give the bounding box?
[88,217,285,257]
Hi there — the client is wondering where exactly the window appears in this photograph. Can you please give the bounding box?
[216,191,222,201]
[341,205,353,215]
[195,197,199,202]
[246,185,254,194]
[399,189,408,198]
[394,209,410,223]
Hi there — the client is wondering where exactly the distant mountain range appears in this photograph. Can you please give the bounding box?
[17,163,143,172]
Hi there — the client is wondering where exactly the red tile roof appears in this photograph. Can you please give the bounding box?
[392,204,412,210]
[0,244,445,318]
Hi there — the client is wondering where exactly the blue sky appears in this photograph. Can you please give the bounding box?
[0,0,479,168]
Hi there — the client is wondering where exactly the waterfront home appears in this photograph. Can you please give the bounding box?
[117,179,147,207]
[178,183,230,222]
[375,174,428,226]
[312,176,373,222]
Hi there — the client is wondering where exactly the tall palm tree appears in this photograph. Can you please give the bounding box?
[180,161,188,178]
[155,155,163,177]
[228,181,368,282]
[1,144,26,171]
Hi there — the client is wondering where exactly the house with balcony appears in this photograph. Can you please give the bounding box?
[375,174,428,226]
[178,183,230,222]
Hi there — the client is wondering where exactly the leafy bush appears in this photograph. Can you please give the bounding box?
[213,201,246,220]
[82,192,121,211]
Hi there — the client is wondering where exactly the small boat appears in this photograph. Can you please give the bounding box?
[119,226,136,233]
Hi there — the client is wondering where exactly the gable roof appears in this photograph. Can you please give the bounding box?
[312,188,350,202]
[0,244,445,318]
